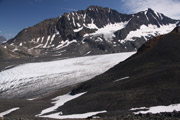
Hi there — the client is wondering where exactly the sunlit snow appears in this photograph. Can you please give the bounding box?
[0,52,135,98]
[114,76,130,82]
[123,24,176,42]
[38,92,86,116]
[131,103,180,114]
[40,110,106,119]
[86,22,128,42]
[0,108,20,117]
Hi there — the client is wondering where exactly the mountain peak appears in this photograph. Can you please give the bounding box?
[147,8,154,12]
[87,5,104,10]
[86,5,111,12]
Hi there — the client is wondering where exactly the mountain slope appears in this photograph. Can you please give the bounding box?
[0,36,6,43]
[1,6,179,59]
[47,26,180,116]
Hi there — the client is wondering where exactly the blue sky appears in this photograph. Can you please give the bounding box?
[0,0,180,39]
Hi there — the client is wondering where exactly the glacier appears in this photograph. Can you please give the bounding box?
[0,52,135,98]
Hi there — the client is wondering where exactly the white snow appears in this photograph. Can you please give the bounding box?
[0,108,19,117]
[0,52,135,98]
[43,35,51,48]
[130,107,148,111]
[19,43,22,46]
[55,40,77,50]
[72,17,76,27]
[32,44,43,49]
[40,110,106,119]
[77,23,81,27]
[131,103,180,114]
[86,22,128,42]
[74,27,83,32]
[84,51,91,55]
[37,37,40,43]
[150,13,160,25]
[84,19,98,29]
[38,92,86,116]
[144,10,149,21]
[27,98,38,101]
[12,47,18,52]
[50,34,56,45]
[123,24,176,42]
[114,76,130,82]
[83,13,87,22]
[41,36,44,43]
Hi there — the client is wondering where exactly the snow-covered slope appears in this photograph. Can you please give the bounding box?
[0,52,135,98]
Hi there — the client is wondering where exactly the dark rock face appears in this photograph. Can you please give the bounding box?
[1,6,179,59]
[54,27,180,115]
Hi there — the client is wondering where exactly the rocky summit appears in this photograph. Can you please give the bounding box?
[0,6,179,59]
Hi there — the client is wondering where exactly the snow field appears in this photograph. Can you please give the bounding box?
[0,52,136,98]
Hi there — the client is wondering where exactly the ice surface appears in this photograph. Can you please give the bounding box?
[0,52,136,98]
[131,103,180,114]
[0,108,19,117]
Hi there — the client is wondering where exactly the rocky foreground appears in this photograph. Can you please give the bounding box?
[2,111,180,120]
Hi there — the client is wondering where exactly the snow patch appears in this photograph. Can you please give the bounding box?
[12,47,18,52]
[84,51,91,56]
[74,27,83,32]
[37,37,40,43]
[38,92,86,116]
[77,23,81,27]
[0,108,19,117]
[43,35,51,48]
[19,43,22,46]
[41,36,44,43]
[85,19,98,29]
[55,40,77,50]
[144,11,149,21]
[88,22,128,42]
[123,24,176,42]
[114,76,130,82]
[50,34,56,45]
[131,103,180,114]
[39,110,106,119]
